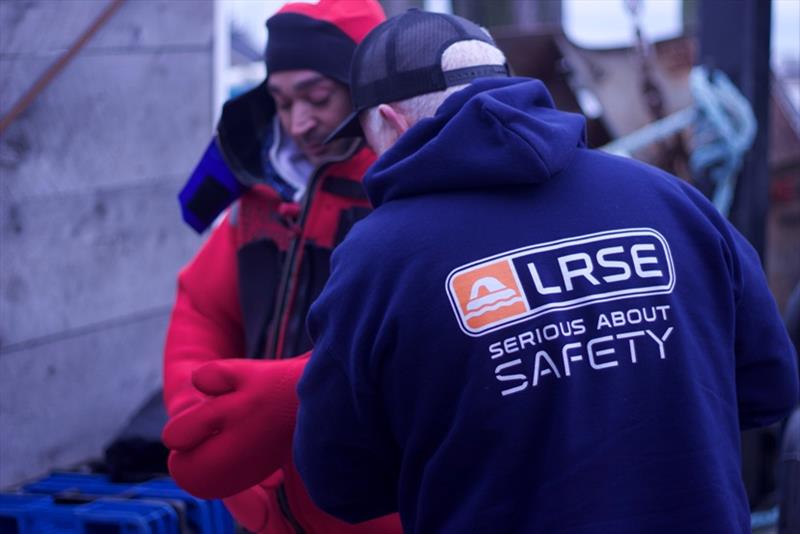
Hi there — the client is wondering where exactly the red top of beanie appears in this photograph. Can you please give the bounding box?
[276,0,386,44]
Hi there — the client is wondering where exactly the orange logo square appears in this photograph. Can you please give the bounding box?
[449,259,528,333]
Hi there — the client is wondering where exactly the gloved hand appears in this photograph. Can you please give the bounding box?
[222,469,284,533]
[162,354,308,499]
[223,485,271,533]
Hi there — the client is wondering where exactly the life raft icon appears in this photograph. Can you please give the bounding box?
[464,276,526,321]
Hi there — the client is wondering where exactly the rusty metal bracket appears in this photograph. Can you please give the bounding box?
[0,0,126,136]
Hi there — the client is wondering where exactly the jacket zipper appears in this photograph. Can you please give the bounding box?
[263,165,325,360]
[276,482,307,534]
[263,142,362,360]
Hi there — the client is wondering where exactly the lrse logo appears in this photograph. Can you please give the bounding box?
[446,228,675,336]
[449,259,527,331]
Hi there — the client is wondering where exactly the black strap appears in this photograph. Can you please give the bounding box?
[443,64,510,87]
[322,176,368,200]
[237,240,281,359]
[277,483,307,534]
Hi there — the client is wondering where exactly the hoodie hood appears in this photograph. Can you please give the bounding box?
[363,77,586,207]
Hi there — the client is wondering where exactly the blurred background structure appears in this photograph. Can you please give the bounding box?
[1,0,210,488]
[1,0,798,524]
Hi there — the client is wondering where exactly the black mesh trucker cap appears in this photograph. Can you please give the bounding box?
[325,9,509,142]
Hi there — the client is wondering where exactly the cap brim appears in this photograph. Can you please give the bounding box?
[323,110,364,145]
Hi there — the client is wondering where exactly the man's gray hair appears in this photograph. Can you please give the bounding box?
[363,39,507,153]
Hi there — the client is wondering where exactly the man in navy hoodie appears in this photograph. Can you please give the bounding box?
[294,10,799,533]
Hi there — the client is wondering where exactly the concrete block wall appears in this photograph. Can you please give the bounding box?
[0,0,212,488]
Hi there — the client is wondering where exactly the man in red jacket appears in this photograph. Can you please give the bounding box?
[161,1,400,532]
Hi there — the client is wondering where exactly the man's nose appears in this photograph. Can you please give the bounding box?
[290,105,315,137]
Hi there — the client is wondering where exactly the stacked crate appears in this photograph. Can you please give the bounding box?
[0,473,234,533]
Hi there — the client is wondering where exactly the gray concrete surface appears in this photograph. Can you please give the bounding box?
[0,311,169,488]
[0,0,212,487]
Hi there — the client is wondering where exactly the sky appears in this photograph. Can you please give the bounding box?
[563,0,683,48]
[772,0,800,66]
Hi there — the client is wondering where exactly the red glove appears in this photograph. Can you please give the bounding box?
[162,355,308,499]
[221,469,284,533]
[223,484,271,533]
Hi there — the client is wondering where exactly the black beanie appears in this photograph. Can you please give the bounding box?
[265,0,386,86]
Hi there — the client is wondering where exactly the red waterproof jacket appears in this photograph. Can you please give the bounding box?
[163,0,400,530]
[163,80,401,529]
[164,145,401,533]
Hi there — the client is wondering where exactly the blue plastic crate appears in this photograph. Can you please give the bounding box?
[133,479,234,534]
[23,473,134,496]
[0,494,178,534]
[78,498,179,534]
[0,493,54,534]
[18,473,233,534]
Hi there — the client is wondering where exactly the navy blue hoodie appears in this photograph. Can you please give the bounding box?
[294,78,799,533]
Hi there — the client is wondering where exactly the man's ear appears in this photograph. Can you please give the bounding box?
[378,104,410,138]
